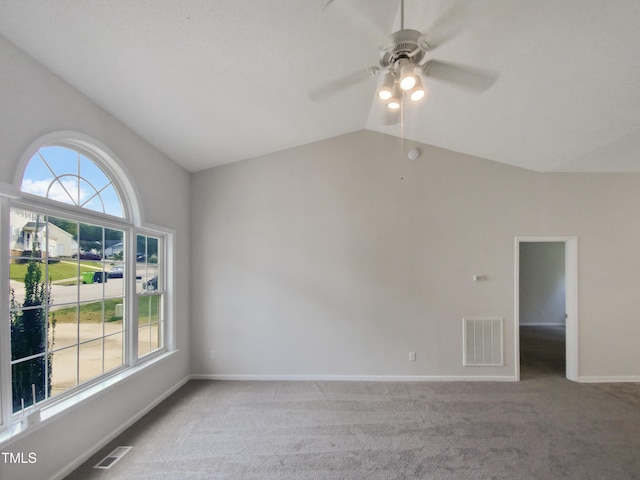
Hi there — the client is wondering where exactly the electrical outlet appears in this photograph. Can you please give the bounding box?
[210,350,216,360]
[409,352,416,362]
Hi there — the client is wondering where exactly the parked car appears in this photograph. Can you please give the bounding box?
[72,252,102,260]
[108,265,124,278]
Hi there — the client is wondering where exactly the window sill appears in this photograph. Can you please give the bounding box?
[0,349,178,447]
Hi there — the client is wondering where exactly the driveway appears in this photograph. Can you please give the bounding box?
[49,322,159,397]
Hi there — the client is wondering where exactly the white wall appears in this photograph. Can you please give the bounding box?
[0,35,191,479]
[191,130,640,382]
[519,242,566,325]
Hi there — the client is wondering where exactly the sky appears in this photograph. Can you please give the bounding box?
[21,146,123,217]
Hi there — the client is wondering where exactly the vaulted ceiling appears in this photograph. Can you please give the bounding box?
[1,0,639,173]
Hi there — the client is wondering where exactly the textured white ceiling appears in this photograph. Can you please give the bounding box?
[1,0,639,173]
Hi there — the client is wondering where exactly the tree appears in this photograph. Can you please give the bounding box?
[10,220,56,412]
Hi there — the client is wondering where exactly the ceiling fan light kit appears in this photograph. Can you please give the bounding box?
[377,72,395,100]
[387,83,402,110]
[409,77,426,101]
[375,27,429,111]
[375,64,426,111]
[399,60,417,90]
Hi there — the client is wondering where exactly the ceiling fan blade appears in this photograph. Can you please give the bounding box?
[421,60,498,92]
[419,0,477,50]
[309,66,379,101]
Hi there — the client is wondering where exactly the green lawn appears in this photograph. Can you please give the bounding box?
[10,260,102,282]
[53,299,124,323]
[53,297,157,323]
[138,295,160,323]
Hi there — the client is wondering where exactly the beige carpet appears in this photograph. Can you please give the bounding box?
[64,327,640,479]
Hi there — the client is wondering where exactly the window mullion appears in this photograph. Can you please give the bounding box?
[126,229,138,365]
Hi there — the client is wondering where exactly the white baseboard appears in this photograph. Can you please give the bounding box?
[577,375,640,383]
[49,375,190,480]
[190,373,518,382]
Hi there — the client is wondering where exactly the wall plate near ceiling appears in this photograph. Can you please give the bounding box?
[407,148,421,160]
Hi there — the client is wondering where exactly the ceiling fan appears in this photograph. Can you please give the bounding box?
[310,0,498,121]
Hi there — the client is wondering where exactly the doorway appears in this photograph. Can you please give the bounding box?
[514,237,578,381]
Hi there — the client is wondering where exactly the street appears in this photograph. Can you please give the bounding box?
[10,264,158,307]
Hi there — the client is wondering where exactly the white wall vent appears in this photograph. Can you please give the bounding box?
[94,446,132,469]
[463,317,504,366]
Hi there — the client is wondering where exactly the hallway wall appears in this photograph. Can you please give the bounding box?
[519,242,566,325]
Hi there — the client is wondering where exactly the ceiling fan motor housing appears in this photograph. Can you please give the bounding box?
[379,29,425,70]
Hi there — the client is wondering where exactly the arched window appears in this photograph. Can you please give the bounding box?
[2,134,168,420]
[21,145,124,218]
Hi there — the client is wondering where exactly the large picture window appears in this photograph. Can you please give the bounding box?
[2,138,170,424]
[9,209,125,411]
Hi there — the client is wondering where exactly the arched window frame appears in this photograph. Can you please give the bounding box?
[0,132,174,440]
[13,132,144,226]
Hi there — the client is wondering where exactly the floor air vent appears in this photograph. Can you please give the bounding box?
[463,317,503,366]
[94,446,132,469]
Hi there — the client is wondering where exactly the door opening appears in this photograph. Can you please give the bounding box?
[515,237,578,381]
